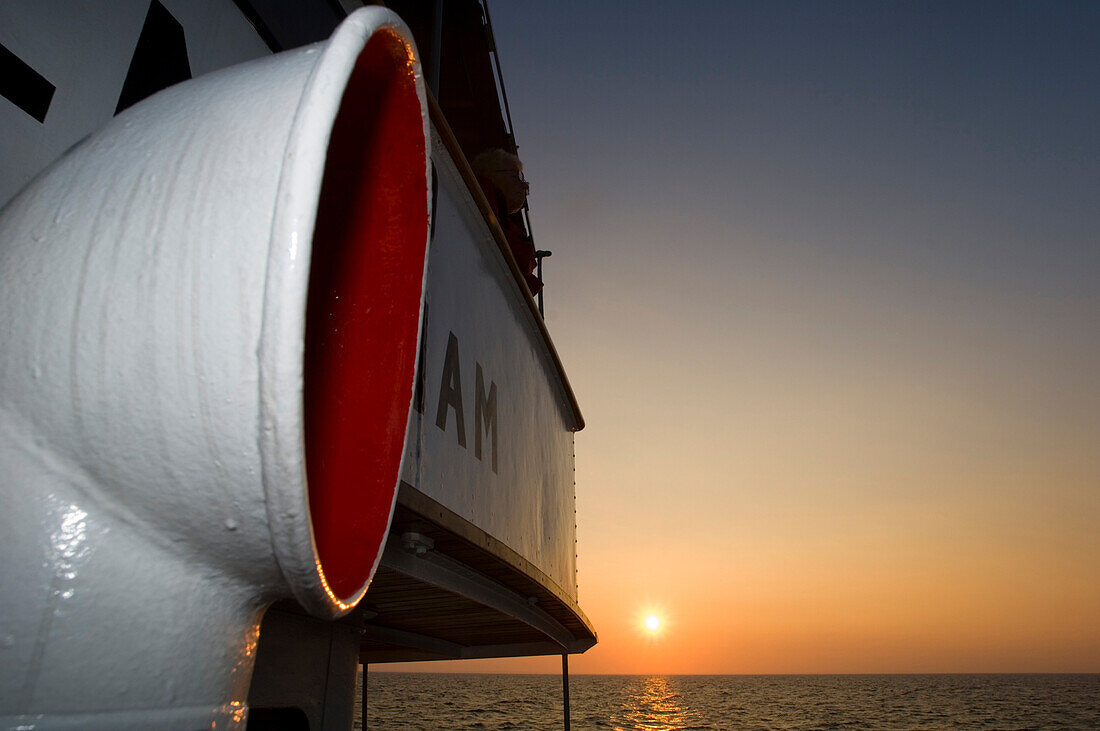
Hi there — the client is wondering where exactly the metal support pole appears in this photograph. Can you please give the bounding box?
[561,653,571,731]
[361,663,368,728]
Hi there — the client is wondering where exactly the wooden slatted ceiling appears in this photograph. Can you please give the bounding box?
[365,567,541,646]
[356,485,597,663]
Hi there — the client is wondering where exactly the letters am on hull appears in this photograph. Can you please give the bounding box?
[0,0,594,727]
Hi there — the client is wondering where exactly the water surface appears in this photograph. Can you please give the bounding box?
[356,672,1100,729]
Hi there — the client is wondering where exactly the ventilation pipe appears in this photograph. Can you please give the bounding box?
[0,8,429,728]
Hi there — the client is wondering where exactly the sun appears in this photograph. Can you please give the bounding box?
[634,605,668,639]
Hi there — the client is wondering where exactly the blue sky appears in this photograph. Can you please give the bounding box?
[495,1,1098,299]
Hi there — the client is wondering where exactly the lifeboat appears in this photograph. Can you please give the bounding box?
[0,1,595,728]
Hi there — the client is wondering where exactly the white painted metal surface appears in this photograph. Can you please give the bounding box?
[400,132,580,598]
[0,0,270,208]
[0,8,428,728]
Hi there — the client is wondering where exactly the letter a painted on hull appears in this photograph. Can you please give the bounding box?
[435,331,466,447]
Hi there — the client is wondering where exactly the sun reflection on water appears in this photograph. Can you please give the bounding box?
[611,676,701,731]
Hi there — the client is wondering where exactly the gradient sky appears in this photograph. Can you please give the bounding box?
[385,0,1100,674]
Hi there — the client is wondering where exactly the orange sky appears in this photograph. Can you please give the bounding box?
[378,214,1100,675]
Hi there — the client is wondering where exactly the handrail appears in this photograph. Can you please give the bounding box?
[477,0,540,297]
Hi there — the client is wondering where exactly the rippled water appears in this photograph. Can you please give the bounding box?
[356,673,1100,730]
